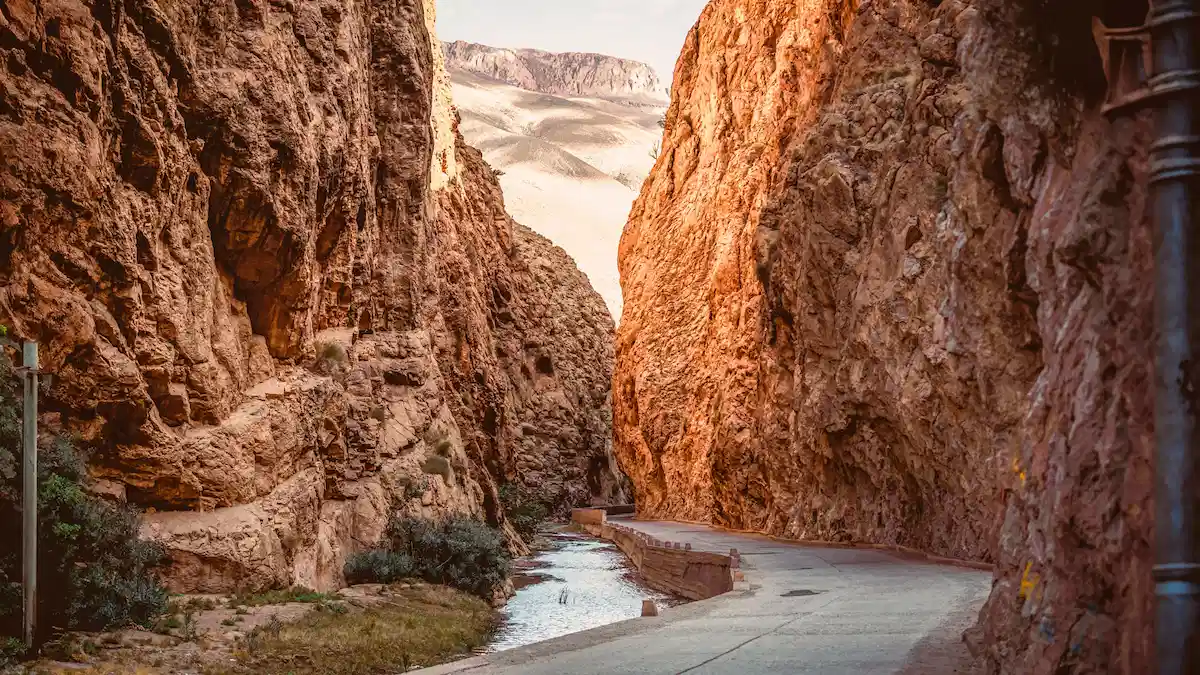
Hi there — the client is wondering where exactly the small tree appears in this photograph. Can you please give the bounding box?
[346,516,510,599]
[388,517,511,599]
[498,483,548,539]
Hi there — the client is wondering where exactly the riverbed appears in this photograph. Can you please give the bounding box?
[486,531,684,652]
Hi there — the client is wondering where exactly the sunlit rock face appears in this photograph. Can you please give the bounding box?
[0,0,625,592]
[615,0,1154,672]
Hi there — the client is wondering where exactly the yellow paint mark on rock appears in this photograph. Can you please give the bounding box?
[1011,456,1027,487]
[1019,561,1040,600]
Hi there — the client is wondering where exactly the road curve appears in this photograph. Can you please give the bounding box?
[418,519,991,675]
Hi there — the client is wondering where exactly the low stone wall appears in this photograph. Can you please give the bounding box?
[570,508,608,526]
[571,509,735,601]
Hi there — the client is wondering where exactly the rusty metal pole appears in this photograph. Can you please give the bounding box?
[1147,1,1200,672]
[21,341,37,648]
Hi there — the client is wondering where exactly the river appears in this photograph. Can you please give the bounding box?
[486,531,684,652]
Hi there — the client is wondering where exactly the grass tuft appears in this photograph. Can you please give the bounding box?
[226,586,339,609]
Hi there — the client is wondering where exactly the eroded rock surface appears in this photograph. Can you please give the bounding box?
[444,40,666,102]
[431,132,629,519]
[616,0,1152,672]
[0,0,624,592]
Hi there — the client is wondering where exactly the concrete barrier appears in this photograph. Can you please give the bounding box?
[570,509,735,601]
[570,508,608,526]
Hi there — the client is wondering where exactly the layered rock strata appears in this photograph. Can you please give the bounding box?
[0,0,624,592]
[616,0,1153,671]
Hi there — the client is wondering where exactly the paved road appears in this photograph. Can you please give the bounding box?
[419,519,990,675]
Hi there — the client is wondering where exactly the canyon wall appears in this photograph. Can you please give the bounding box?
[616,0,1153,672]
[443,40,666,102]
[0,0,624,593]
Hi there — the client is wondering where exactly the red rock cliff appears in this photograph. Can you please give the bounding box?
[615,0,1153,671]
[0,0,625,592]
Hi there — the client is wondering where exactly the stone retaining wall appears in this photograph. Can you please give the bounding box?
[571,508,608,526]
[570,510,735,601]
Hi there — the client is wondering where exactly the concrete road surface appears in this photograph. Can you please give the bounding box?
[416,519,990,675]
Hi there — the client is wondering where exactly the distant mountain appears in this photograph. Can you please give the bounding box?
[448,68,664,319]
[443,40,668,104]
[446,52,668,318]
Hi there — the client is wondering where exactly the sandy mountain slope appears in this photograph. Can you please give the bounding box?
[448,66,666,319]
[443,40,668,102]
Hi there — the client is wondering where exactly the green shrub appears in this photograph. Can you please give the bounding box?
[226,587,338,608]
[317,341,348,363]
[401,476,429,500]
[422,428,453,457]
[498,483,548,539]
[343,550,414,585]
[0,359,167,652]
[313,341,349,375]
[420,455,452,481]
[175,596,218,612]
[0,636,24,667]
[385,517,510,598]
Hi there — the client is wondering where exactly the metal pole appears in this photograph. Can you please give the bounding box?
[21,341,36,648]
[1148,2,1200,673]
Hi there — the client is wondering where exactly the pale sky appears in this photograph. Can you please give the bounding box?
[437,0,711,85]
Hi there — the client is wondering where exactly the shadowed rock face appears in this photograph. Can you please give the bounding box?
[432,133,630,518]
[616,0,1153,672]
[0,0,625,592]
[443,40,667,103]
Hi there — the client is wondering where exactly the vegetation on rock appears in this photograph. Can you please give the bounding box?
[498,483,549,539]
[312,341,350,376]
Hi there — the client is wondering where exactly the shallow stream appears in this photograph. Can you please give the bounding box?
[486,531,683,652]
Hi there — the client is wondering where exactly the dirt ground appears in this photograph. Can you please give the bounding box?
[11,583,494,675]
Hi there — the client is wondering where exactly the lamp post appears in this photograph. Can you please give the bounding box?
[1143,3,1200,673]
[19,341,36,649]
[1,335,38,649]
[1100,3,1200,671]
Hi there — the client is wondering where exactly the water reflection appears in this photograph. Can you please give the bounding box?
[487,532,684,652]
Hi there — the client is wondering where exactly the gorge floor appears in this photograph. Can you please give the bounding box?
[420,519,991,675]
